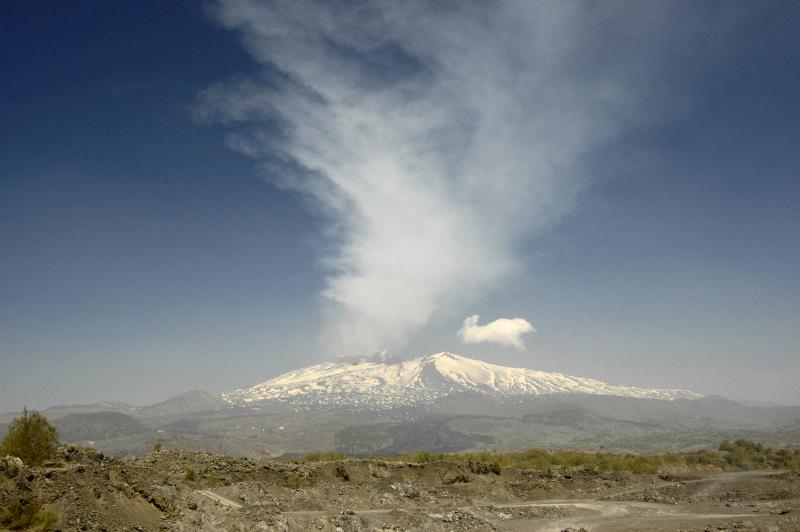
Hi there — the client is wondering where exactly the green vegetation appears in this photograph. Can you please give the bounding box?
[0,499,58,530]
[717,439,799,470]
[0,409,58,466]
[301,451,348,462]
[294,440,799,475]
[184,467,196,481]
[404,440,799,474]
[391,449,667,474]
[287,472,302,489]
[153,441,162,452]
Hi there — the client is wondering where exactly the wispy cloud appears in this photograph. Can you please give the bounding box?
[458,315,535,350]
[199,1,707,355]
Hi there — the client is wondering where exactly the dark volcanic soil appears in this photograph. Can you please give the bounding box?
[2,447,799,531]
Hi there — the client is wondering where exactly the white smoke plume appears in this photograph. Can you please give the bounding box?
[198,1,705,355]
[458,315,535,349]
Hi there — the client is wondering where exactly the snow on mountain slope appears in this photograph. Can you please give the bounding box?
[221,353,701,410]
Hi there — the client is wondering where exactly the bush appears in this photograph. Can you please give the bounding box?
[0,499,58,530]
[404,451,438,463]
[287,472,302,489]
[283,440,799,476]
[184,467,196,481]
[0,409,58,466]
[301,451,347,462]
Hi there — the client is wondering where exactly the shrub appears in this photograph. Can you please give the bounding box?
[185,467,196,481]
[301,451,347,462]
[153,441,162,452]
[37,508,58,530]
[282,439,798,476]
[287,472,302,489]
[0,409,58,466]
[0,499,58,530]
[402,451,438,463]
[490,461,502,475]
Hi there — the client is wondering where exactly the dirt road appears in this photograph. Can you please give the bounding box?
[506,499,784,531]
[277,470,798,530]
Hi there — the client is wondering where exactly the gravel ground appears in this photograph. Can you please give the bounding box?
[2,447,798,531]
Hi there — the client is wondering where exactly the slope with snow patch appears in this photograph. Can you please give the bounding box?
[221,352,701,410]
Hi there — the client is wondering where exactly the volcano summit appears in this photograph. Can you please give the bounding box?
[221,352,701,411]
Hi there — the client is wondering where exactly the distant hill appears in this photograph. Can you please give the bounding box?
[134,390,228,418]
[54,412,146,442]
[2,353,798,458]
[0,402,138,426]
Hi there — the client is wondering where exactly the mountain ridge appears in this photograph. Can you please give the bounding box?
[4,354,800,458]
[221,352,702,410]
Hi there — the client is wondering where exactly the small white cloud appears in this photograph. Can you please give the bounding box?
[458,315,536,349]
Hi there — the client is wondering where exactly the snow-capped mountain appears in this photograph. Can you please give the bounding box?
[221,352,701,410]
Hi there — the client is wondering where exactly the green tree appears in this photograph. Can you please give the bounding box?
[1,408,58,466]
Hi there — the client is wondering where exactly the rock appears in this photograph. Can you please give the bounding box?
[368,464,390,478]
[15,477,32,491]
[443,472,471,485]
[0,456,25,478]
[467,461,493,475]
[335,466,350,481]
[188,502,198,510]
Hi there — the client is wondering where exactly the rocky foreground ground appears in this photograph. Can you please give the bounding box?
[2,447,799,531]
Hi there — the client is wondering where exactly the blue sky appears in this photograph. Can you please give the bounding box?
[1,1,799,410]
